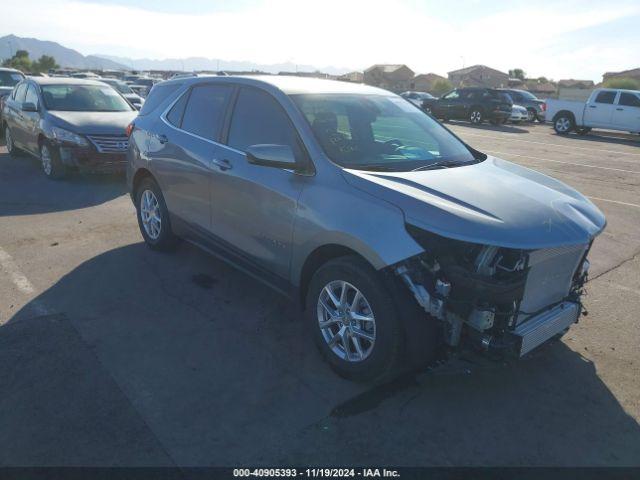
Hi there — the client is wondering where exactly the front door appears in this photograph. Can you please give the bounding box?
[209,86,307,281]
[436,90,461,118]
[612,92,640,132]
[22,84,42,155]
[584,90,618,128]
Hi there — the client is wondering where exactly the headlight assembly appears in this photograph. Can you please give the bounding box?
[51,127,89,147]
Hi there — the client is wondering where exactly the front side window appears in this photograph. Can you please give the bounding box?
[595,91,616,104]
[227,87,303,159]
[180,84,231,141]
[293,93,478,172]
[0,71,24,88]
[619,92,640,108]
[41,84,133,112]
[13,83,27,102]
[24,84,39,109]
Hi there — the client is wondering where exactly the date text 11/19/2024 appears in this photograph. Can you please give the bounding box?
[233,468,400,477]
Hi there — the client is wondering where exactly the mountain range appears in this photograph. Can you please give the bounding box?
[0,34,349,75]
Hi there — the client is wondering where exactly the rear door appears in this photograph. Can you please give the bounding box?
[210,86,308,281]
[22,84,41,155]
[150,83,233,232]
[584,90,618,128]
[5,82,27,147]
[612,92,640,132]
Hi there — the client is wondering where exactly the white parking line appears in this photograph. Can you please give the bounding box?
[0,246,49,316]
[484,150,640,174]
[457,131,640,157]
[588,197,640,209]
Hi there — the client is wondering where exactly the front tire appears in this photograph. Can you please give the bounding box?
[306,256,403,382]
[40,142,66,179]
[527,109,537,122]
[135,177,178,251]
[553,114,575,134]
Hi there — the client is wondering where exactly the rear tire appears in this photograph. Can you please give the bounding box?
[469,108,483,124]
[553,113,575,134]
[306,255,403,382]
[135,177,179,251]
[5,126,23,157]
[526,109,536,122]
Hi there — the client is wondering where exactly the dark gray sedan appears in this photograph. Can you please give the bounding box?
[2,77,137,179]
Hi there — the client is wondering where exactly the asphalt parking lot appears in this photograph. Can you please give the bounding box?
[1,122,639,467]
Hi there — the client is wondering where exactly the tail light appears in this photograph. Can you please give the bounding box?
[125,122,134,137]
[541,102,547,112]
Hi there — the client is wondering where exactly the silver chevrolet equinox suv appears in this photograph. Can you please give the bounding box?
[127,76,605,382]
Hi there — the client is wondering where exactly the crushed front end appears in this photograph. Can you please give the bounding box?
[394,225,592,358]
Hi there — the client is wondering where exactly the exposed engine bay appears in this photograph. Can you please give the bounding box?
[394,225,591,357]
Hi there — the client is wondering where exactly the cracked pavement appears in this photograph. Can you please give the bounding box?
[1,123,639,466]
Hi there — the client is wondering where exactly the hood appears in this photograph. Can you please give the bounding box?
[46,111,137,135]
[122,92,143,103]
[513,104,527,112]
[343,157,606,249]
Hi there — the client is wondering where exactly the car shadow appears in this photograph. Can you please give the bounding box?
[445,120,530,134]
[2,242,639,465]
[0,149,127,216]
[556,131,640,148]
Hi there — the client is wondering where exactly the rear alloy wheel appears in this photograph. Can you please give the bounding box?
[469,109,483,124]
[553,115,574,134]
[136,177,179,251]
[40,142,66,179]
[307,256,402,382]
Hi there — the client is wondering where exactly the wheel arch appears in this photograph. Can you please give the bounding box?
[552,110,575,123]
[131,167,156,198]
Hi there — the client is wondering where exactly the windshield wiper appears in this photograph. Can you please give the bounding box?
[411,160,461,171]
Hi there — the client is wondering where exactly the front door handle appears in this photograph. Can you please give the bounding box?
[212,158,232,171]
[616,107,624,111]
[588,105,597,108]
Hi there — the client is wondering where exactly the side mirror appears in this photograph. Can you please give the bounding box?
[21,102,37,112]
[246,144,297,170]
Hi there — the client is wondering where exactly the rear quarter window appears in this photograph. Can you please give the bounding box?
[138,82,182,115]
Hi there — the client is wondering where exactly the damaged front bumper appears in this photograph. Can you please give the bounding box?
[393,227,591,359]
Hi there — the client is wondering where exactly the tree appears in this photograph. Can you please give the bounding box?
[33,55,58,73]
[603,77,640,90]
[431,79,453,96]
[509,68,526,80]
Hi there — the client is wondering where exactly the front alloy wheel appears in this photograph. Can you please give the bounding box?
[527,109,536,122]
[554,116,574,134]
[40,143,65,179]
[317,280,376,362]
[470,109,483,124]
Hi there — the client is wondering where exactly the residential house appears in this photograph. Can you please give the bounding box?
[363,64,415,92]
[557,79,594,89]
[603,68,640,83]
[523,79,557,99]
[339,71,364,83]
[447,65,509,88]
[411,73,447,93]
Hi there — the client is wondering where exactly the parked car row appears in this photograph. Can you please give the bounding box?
[1,74,607,382]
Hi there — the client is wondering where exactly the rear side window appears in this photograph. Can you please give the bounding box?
[138,83,181,115]
[13,83,27,102]
[619,92,640,108]
[166,91,189,127]
[227,87,303,159]
[181,84,232,140]
[594,91,616,104]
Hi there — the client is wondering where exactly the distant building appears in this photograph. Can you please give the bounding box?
[557,79,594,89]
[363,64,415,92]
[278,71,336,80]
[411,73,447,93]
[523,79,557,98]
[448,65,509,88]
[339,71,364,83]
[603,67,640,83]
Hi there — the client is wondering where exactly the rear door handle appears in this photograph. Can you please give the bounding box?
[212,158,232,171]
[616,108,623,111]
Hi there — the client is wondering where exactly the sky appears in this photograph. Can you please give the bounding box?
[1,0,639,81]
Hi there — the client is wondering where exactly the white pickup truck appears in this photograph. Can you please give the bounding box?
[545,88,640,135]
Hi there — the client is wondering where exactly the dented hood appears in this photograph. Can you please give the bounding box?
[343,157,606,249]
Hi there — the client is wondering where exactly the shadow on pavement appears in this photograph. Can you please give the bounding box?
[554,131,640,148]
[0,150,126,216]
[2,242,639,466]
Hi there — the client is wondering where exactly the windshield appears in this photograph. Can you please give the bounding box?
[0,71,25,88]
[101,79,134,94]
[518,90,538,101]
[292,93,479,171]
[41,84,133,112]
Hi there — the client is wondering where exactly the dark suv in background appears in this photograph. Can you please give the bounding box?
[422,87,513,124]
[499,88,546,122]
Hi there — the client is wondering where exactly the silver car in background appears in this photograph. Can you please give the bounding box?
[127,76,605,381]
